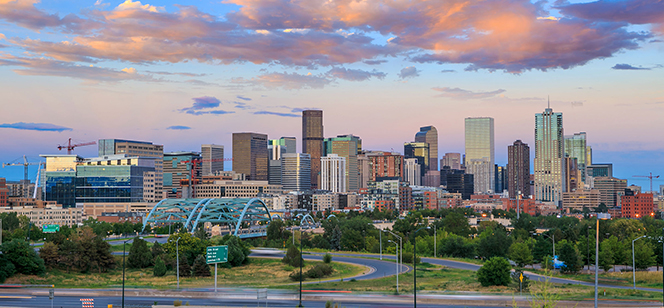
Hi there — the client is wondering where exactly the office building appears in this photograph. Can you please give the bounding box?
[0,178,8,207]
[422,171,440,188]
[534,106,565,205]
[495,165,507,193]
[41,154,84,208]
[163,152,201,198]
[588,164,613,178]
[440,166,465,187]
[622,192,655,218]
[270,137,296,154]
[0,205,83,227]
[76,155,155,203]
[507,140,530,199]
[233,132,269,181]
[324,135,361,191]
[562,189,600,211]
[404,158,421,186]
[367,152,404,182]
[321,154,346,192]
[98,139,164,200]
[302,110,324,189]
[357,152,370,189]
[594,176,627,207]
[441,153,462,170]
[415,126,438,171]
[564,156,579,192]
[564,132,587,183]
[404,142,429,180]
[447,173,474,200]
[201,144,224,175]
[281,153,311,191]
[194,181,283,198]
[465,117,495,194]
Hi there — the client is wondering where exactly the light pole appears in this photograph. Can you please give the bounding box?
[176,237,181,290]
[383,230,402,271]
[587,226,591,271]
[297,229,303,308]
[414,226,430,308]
[517,191,521,219]
[595,213,611,308]
[388,240,399,294]
[632,235,647,289]
[540,232,555,259]
[122,236,142,308]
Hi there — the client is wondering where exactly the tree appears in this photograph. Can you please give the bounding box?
[558,241,581,274]
[604,236,628,268]
[508,242,533,268]
[323,253,332,264]
[178,255,191,277]
[223,236,250,267]
[0,254,16,283]
[194,226,209,241]
[128,237,152,268]
[341,229,363,251]
[151,242,165,261]
[39,242,59,268]
[598,241,614,272]
[477,257,511,286]
[282,244,303,267]
[153,256,167,277]
[330,225,342,251]
[477,228,512,259]
[192,255,211,276]
[634,240,655,270]
[442,212,471,237]
[441,234,476,258]
[1,239,45,275]
[267,219,290,242]
[163,232,207,266]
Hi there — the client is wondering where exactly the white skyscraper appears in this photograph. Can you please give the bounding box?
[534,105,565,205]
[321,154,346,192]
[281,153,311,191]
[201,144,224,175]
[404,158,421,186]
[464,117,495,194]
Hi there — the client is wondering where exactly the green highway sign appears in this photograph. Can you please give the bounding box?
[42,224,60,233]
[206,245,228,264]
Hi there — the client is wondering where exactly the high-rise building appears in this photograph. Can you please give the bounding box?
[564,156,579,192]
[324,135,361,191]
[320,154,346,192]
[367,152,404,182]
[621,192,655,218]
[76,155,155,203]
[232,132,269,181]
[201,144,224,175]
[281,153,311,191]
[41,154,83,207]
[164,152,201,198]
[447,173,474,200]
[465,117,495,193]
[564,132,587,183]
[0,178,9,207]
[587,164,613,178]
[404,142,429,180]
[441,153,462,170]
[534,106,565,205]
[98,139,164,200]
[357,152,370,189]
[507,140,530,199]
[404,158,421,186]
[594,176,627,207]
[414,126,438,171]
[302,110,324,189]
[495,165,507,193]
[270,137,296,157]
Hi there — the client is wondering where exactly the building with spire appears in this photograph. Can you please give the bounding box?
[534,102,565,205]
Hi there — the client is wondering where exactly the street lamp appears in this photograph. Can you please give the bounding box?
[383,230,402,272]
[413,226,430,308]
[122,236,143,308]
[369,223,381,260]
[176,237,181,290]
[297,228,303,308]
[595,213,611,308]
[632,235,647,289]
[587,226,591,271]
[517,191,521,219]
[538,232,556,259]
[388,240,399,294]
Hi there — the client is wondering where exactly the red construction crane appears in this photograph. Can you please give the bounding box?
[633,172,660,193]
[180,157,234,198]
[57,138,96,155]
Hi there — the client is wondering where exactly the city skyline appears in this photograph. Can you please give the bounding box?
[0,0,662,189]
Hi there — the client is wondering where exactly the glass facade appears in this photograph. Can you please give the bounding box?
[464,117,495,193]
[404,142,429,180]
[534,108,565,204]
[302,110,323,189]
[415,126,438,171]
[564,132,587,183]
[75,165,153,203]
[324,135,361,191]
[44,171,77,207]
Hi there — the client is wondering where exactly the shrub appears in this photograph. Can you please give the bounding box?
[306,264,334,278]
[174,300,182,306]
[477,257,511,287]
[192,255,211,277]
[323,253,332,264]
[153,256,167,277]
[282,245,303,267]
[402,252,421,264]
[289,270,304,281]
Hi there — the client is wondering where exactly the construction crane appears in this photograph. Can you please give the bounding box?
[57,138,96,154]
[633,172,660,193]
[2,155,43,181]
[180,158,233,198]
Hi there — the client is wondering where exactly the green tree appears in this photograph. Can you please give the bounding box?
[194,226,209,241]
[634,240,655,270]
[604,236,628,268]
[151,242,165,261]
[508,242,533,268]
[330,225,342,251]
[223,236,250,267]
[442,212,471,237]
[323,253,332,264]
[477,257,511,286]
[163,232,206,266]
[0,254,15,283]
[153,256,167,277]
[441,234,476,258]
[558,241,581,274]
[477,228,512,259]
[341,229,363,251]
[1,239,45,275]
[192,255,211,276]
[39,242,59,268]
[178,255,191,277]
[282,244,303,267]
[267,219,291,242]
[128,237,152,268]
[598,241,614,272]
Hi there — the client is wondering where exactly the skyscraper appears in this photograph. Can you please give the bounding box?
[441,153,462,170]
[98,139,164,201]
[414,126,438,171]
[404,158,421,186]
[281,153,311,191]
[404,142,429,180]
[302,110,323,189]
[232,132,268,181]
[321,154,346,192]
[367,152,404,182]
[534,106,565,205]
[464,117,495,194]
[324,135,361,191]
[507,140,530,199]
[201,144,224,175]
[164,151,201,198]
[564,132,587,183]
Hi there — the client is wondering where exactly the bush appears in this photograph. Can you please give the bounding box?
[306,264,334,278]
[174,300,182,306]
[192,255,211,277]
[282,245,303,267]
[1,239,45,275]
[402,252,421,264]
[477,257,511,287]
[323,253,332,264]
[128,237,152,268]
[289,270,304,281]
[153,256,167,277]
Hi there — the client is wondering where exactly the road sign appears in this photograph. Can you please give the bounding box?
[43,225,60,233]
[519,273,523,283]
[206,245,228,264]
[49,289,54,299]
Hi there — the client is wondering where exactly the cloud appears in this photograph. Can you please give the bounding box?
[178,96,234,115]
[363,60,388,65]
[233,72,333,90]
[441,69,456,73]
[398,66,420,79]
[0,33,5,40]
[236,95,252,101]
[167,125,191,130]
[558,0,664,34]
[254,111,301,117]
[326,67,386,81]
[0,122,72,132]
[233,101,252,109]
[612,63,651,70]
[145,71,207,77]
[115,0,163,13]
[432,87,506,100]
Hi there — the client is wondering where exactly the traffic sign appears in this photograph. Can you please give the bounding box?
[42,225,60,233]
[206,246,228,264]
[519,273,523,283]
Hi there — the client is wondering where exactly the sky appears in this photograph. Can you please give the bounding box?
[0,0,663,189]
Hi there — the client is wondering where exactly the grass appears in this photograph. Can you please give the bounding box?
[4,257,365,289]
[527,268,663,289]
[109,241,155,252]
